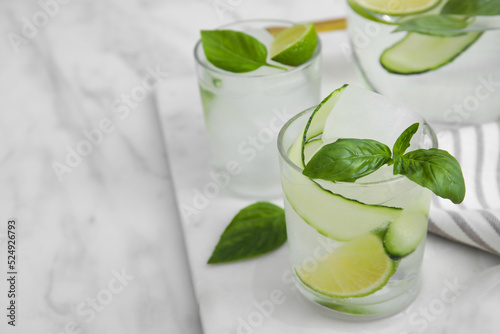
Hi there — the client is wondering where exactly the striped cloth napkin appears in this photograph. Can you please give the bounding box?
[429,122,500,256]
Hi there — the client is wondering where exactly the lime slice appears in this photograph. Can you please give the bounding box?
[317,301,379,315]
[296,233,395,298]
[270,23,318,66]
[351,0,441,15]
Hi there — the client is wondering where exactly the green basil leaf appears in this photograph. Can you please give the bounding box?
[442,0,500,16]
[200,30,285,73]
[399,149,466,204]
[303,139,392,182]
[208,202,286,264]
[394,15,471,36]
[393,123,419,174]
[393,123,420,157]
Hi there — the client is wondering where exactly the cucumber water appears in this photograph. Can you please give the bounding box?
[195,20,321,198]
[347,0,500,124]
[278,85,435,319]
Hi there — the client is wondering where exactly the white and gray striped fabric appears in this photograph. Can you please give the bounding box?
[429,122,500,256]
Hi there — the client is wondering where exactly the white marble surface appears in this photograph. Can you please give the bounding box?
[2,1,500,334]
[1,0,202,333]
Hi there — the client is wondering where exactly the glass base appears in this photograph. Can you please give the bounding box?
[294,271,421,321]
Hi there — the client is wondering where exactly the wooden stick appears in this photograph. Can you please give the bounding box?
[266,18,347,36]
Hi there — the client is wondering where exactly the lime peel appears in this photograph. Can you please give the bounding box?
[296,233,396,298]
[270,23,318,66]
[352,0,441,15]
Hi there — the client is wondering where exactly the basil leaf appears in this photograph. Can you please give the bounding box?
[200,30,286,73]
[208,202,286,264]
[394,15,471,36]
[442,0,500,16]
[393,123,419,174]
[303,139,392,182]
[393,123,419,157]
[399,149,466,204]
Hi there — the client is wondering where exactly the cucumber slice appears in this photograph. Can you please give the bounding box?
[282,177,401,241]
[384,210,428,257]
[283,85,402,241]
[288,130,305,168]
[302,85,347,165]
[303,139,323,164]
[380,32,483,75]
[285,135,401,241]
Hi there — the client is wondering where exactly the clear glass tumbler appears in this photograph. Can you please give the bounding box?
[278,106,437,319]
[346,0,500,126]
[194,19,322,198]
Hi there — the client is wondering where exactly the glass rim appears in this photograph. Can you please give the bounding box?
[277,105,439,187]
[193,18,322,78]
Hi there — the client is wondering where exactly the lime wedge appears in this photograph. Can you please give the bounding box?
[270,23,318,66]
[297,233,395,298]
[351,0,441,15]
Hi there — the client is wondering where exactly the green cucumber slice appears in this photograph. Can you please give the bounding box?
[285,135,402,241]
[383,210,428,257]
[303,139,323,164]
[302,85,347,165]
[380,32,483,75]
[282,177,401,241]
[283,85,402,241]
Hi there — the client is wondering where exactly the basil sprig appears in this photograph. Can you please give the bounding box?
[208,202,286,264]
[303,123,466,204]
[200,30,286,73]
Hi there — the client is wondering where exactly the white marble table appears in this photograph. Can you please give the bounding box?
[1,0,202,333]
[2,0,500,334]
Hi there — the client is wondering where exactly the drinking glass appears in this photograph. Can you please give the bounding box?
[278,105,437,319]
[346,0,500,126]
[194,19,322,198]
